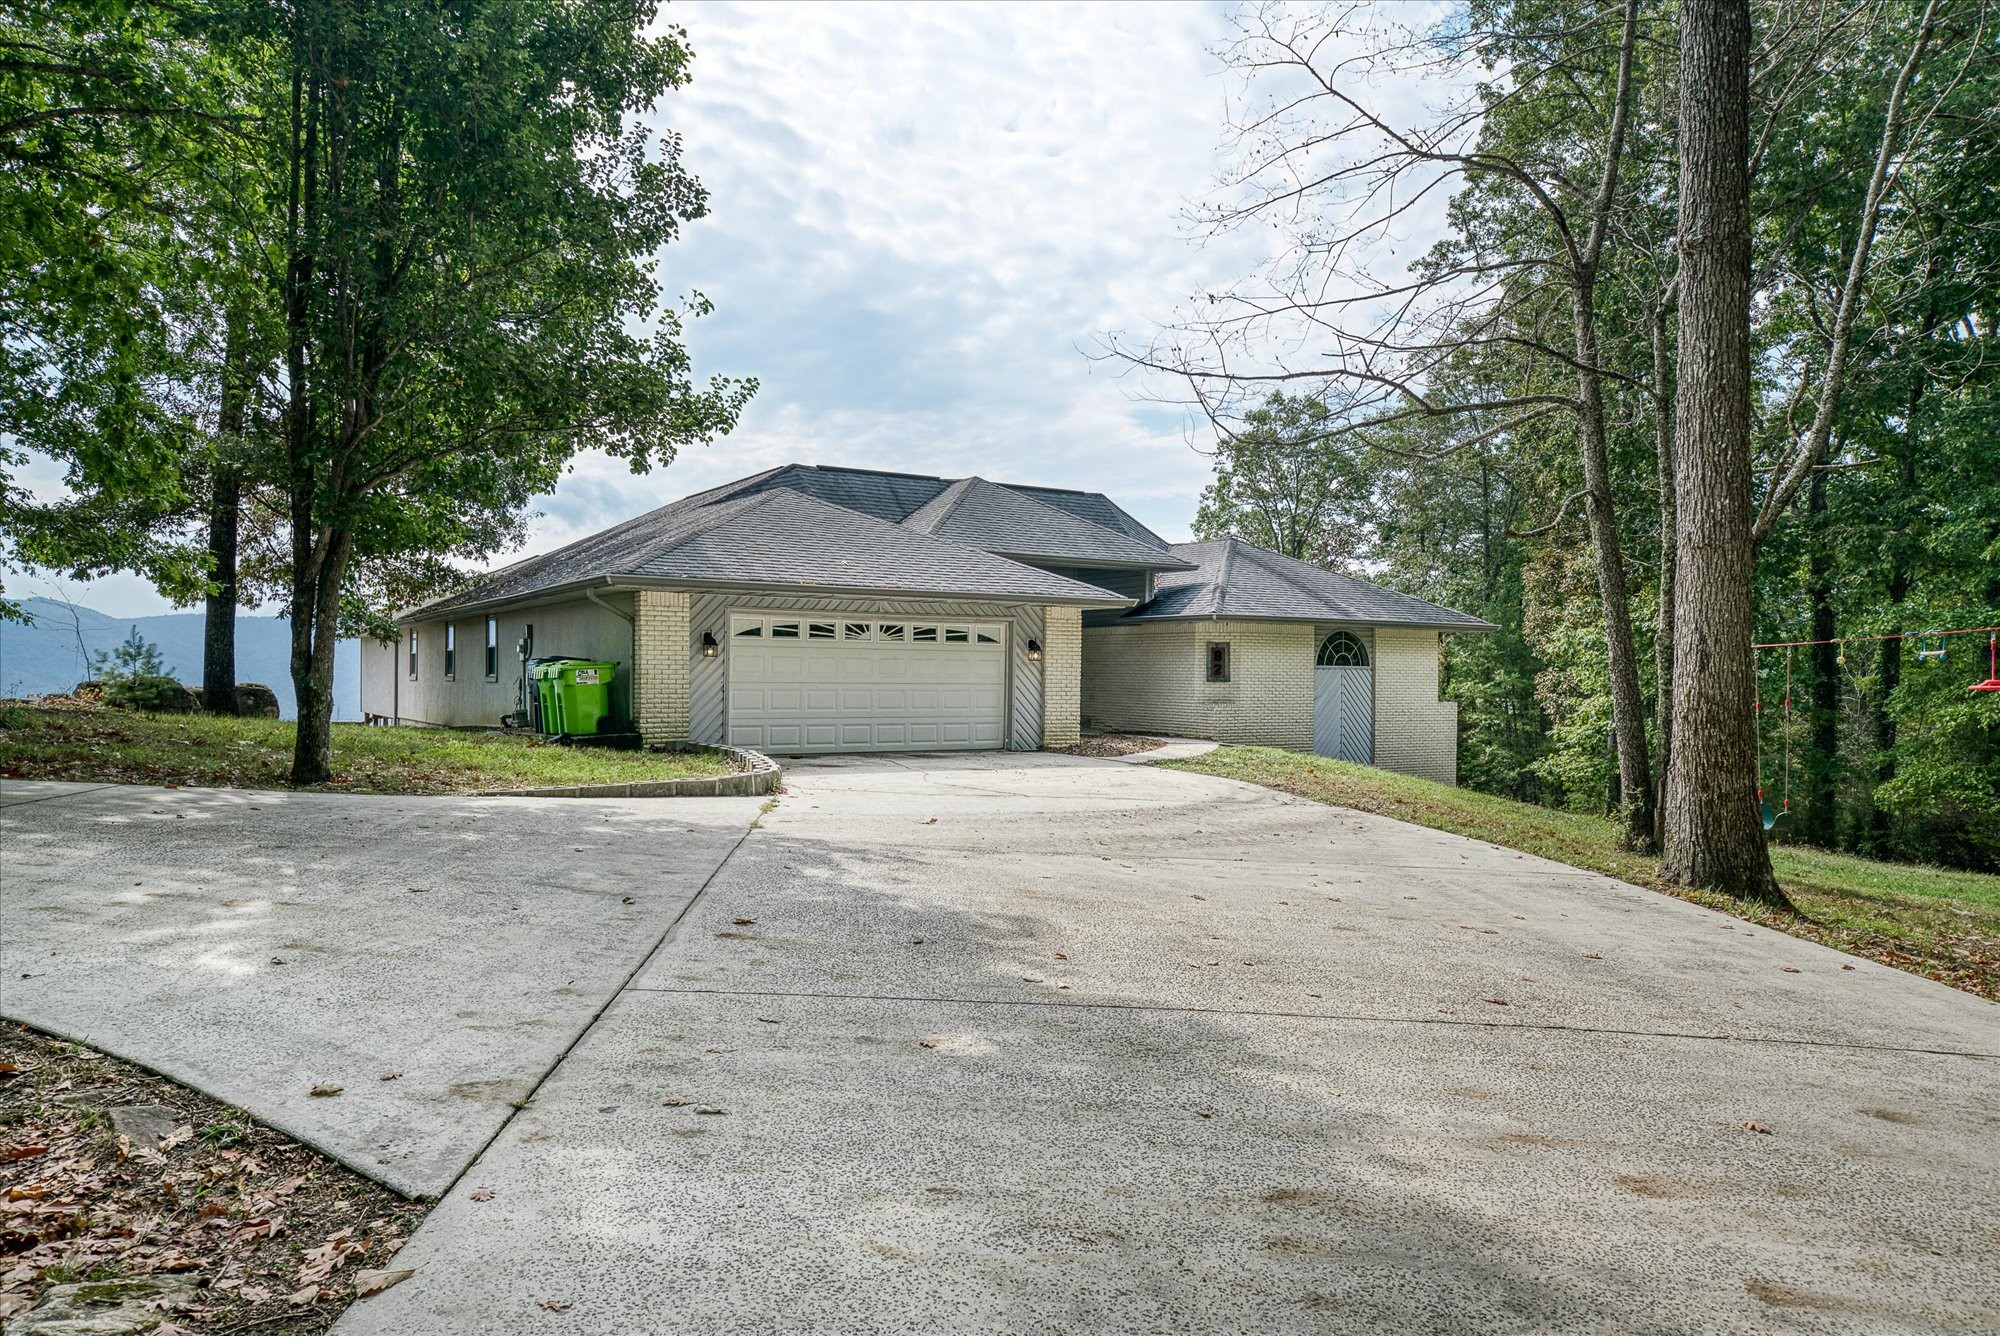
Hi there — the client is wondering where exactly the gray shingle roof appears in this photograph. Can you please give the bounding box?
[1106,537,1496,631]
[411,487,1130,617]
[903,477,1194,569]
[999,483,1175,550]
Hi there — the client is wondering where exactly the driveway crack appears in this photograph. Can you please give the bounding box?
[620,984,2000,1060]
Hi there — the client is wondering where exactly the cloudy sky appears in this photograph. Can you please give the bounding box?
[39,1,1452,618]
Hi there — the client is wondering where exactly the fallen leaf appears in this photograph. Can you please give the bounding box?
[469,1187,494,1201]
[540,1299,573,1312]
[621,896,636,905]
[731,917,757,926]
[1193,1107,1214,1119]
[380,1071,403,1081]
[1781,966,1801,974]
[1190,894,1206,901]
[1743,1121,1774,1134]
[287,1284,323,1306]
[1841,963,1855,971]
[1052,952,1068,960]
[355,1267,416,1298]
[1481,997,1509,1006]
[310,1084,343,1097]
[918,1040,939,1049]
[1,1145,47,1162]
[920,818,937,825]
[756,1017,779,1024]
[239,1285,271,1303]
[662,1097,692,1107]
[694,1107,727,1116]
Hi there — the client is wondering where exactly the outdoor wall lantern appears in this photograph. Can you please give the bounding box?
[700,631,719,658]
[1026,638,1043,662]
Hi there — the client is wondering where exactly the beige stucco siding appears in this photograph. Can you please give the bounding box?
[1081,620,1314,749]
[360,596,635,729]
[1371,626,1458,784]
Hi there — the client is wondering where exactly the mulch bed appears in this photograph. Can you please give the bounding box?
[1055,733,1168,758]
[0,1023,429,1333]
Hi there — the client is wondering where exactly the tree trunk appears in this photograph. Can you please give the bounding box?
[201,466,240,714]
[1650,293,1677,843]
[1661,0,1784,904]
[201,309,252,716]
[1802,467,1839,847]
[289,529,352,786]
[1574,287,1657,851]
[1568,0,1655,853]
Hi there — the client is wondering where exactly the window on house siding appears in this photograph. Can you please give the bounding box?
[408,628,419,679]
[1205,641,1231,683]
[444,625,457,680]
[485,617,499,679]
[1315,631,1369,666]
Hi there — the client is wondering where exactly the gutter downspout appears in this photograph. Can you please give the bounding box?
[585,585,637,731]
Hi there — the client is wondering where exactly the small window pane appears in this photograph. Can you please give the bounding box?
[844,623,870,640]
[1205,642,1231,683]
[485,617,499,678]
[975,630,999,644]
[808,622,836,639]
[408,628,418,678]
[734,623,764,637]
[1316,631,1370,667]
[944,627,969,644]
[913,625,939,642]
[771,622,801,639]
[880,623,905,641]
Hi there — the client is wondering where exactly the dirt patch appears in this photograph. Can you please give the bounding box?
[0,1022,429,1332]
[1743,1278,1867,1312]
[1053,733,1168,758]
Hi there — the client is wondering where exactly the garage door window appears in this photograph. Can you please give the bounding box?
[771,622,800,638]
[844,623,870,640]
[735,624,762,638]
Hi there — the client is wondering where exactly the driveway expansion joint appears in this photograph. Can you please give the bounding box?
[623,983,2000,1060]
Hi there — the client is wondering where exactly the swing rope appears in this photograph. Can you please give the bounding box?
[1781,646,1792,817]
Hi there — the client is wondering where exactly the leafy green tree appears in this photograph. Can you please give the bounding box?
[1193,394,1374,564]
[263,0,753,782]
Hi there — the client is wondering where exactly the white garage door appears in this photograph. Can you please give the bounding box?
[726,615,1008,753]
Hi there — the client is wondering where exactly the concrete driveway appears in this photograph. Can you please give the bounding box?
[5,759,1997,1332]
[0,780,765,1196]
[335,754,1997,1335]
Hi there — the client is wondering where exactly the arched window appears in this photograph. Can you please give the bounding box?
[1316,631,1369,667]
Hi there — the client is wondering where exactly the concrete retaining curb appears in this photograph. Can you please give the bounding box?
[484,745,780,799]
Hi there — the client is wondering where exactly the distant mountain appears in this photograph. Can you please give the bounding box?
[0,599,360,721]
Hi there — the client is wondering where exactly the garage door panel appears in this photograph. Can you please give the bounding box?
[729,615,1008,754]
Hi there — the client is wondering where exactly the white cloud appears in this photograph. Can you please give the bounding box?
[41,0,1470,618]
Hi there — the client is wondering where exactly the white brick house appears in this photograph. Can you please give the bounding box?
[362,465,1492,781]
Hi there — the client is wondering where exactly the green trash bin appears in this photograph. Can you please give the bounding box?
[530,660,574,735]
[550,659,617,736]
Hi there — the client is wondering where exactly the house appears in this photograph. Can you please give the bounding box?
[360,464,1495,781]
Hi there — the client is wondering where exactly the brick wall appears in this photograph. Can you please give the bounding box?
[1040,605,1083,748]
[634,589,690,746]
[1372,626,1458,784]
[1081,620,1313,748]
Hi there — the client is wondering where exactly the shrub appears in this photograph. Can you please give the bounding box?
[93,628,194,713]
[104,675,196,713]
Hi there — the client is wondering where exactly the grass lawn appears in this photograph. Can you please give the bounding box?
[1161,746,2000,1001]
[0,699,738,795]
